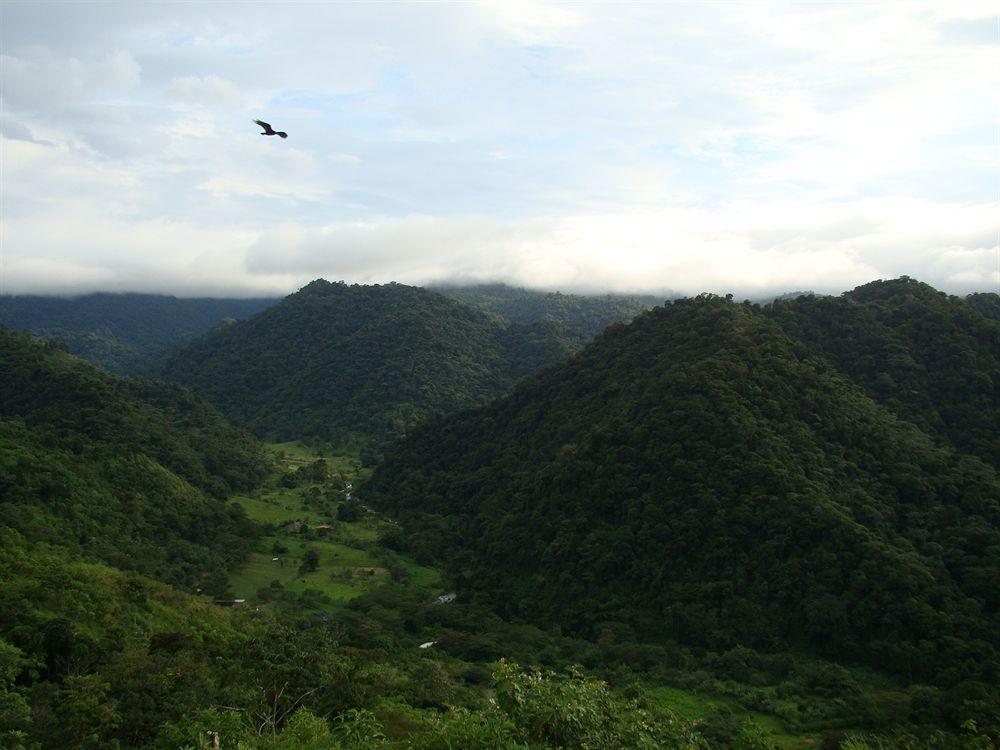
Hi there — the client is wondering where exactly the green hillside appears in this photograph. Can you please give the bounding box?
[0,326,269,587]
[765,278,999,465]
[965,291,1000,321]
[159,280,575,443]
[4,279,999,748]
[364,285,999,714]
[0,293,277,373]
[0,325,713,750]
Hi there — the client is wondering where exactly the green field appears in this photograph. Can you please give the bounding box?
[231,492,321,525]
[227,442,439,610]
[647,685,829,750]
[268,439,370,480]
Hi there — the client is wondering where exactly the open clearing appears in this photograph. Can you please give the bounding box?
[227,441,439,609]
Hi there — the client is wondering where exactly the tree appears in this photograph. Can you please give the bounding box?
[299,549,320,575]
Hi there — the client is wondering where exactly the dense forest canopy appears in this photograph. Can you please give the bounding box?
[0,326,268,587]
[765,278,999,465]
[158,280,579,443]
[0,293,278,373]
[364,280,1000,688]
[963,291,1000,321]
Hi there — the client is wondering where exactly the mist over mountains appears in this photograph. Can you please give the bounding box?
[0,293,278,374]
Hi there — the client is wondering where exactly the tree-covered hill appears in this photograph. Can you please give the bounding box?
[364,285,1000,690]
[0,326,269,588]
[765,278,999,466]
[0,336,708,749]
[158,280,576,443]
[434,283,659,343]
[0,293,278,373]
[965,291,1000,321]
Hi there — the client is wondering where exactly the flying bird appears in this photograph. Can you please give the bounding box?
[254,119,288,139]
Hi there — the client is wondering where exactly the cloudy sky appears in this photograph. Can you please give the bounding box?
[1,1,997,298]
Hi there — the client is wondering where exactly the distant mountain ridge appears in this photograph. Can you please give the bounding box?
[0,292,279,373]
[364,278,1000,686]
[158,280,579,443]
[433,283,659,343]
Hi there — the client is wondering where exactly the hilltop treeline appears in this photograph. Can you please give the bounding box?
[436,283,657,342]
[767,279,998,464]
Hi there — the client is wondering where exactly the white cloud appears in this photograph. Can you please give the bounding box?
[242,199,998,297]
[167,74,242,106]
[1,2,996,298]
[476,0,582,43]
[1,47,141,113]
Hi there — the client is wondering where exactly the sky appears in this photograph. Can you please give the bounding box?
[1,0,998,299]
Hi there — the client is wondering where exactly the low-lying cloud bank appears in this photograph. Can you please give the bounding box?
[4,197,996,299]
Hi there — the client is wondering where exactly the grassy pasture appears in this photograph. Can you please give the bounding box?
[268,439,370,480]
[647,685,828,750]
[228,441,441,610]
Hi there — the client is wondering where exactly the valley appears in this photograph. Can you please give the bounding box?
[216,441,873,750]
[227,441,440,611]
[1,278,997,749]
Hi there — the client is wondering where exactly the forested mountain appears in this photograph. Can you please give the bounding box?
[0,326,268,588]
[159,280,576,443]
[966,291,1000,321]
[434,283,658,343]
[4,278,999,748]
[765,278,999,465]
[0,293,278,373]
[0,326,707,750]
[364,282,1000,693]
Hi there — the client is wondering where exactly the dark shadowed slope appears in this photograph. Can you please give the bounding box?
[365,285,1000,686]
[966,290,1000,321]
[159,280,576,442]
[765,277,999,466]
[434,283,659,343]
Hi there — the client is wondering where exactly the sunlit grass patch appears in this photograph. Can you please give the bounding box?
[267,440,319,464]
[266,440,370,480]
[232,493,320,525]
[397,557,441,588]
[229,438,444,610]
[645,685,821,750]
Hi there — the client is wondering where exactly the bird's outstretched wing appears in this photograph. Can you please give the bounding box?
[253,119,275,134]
